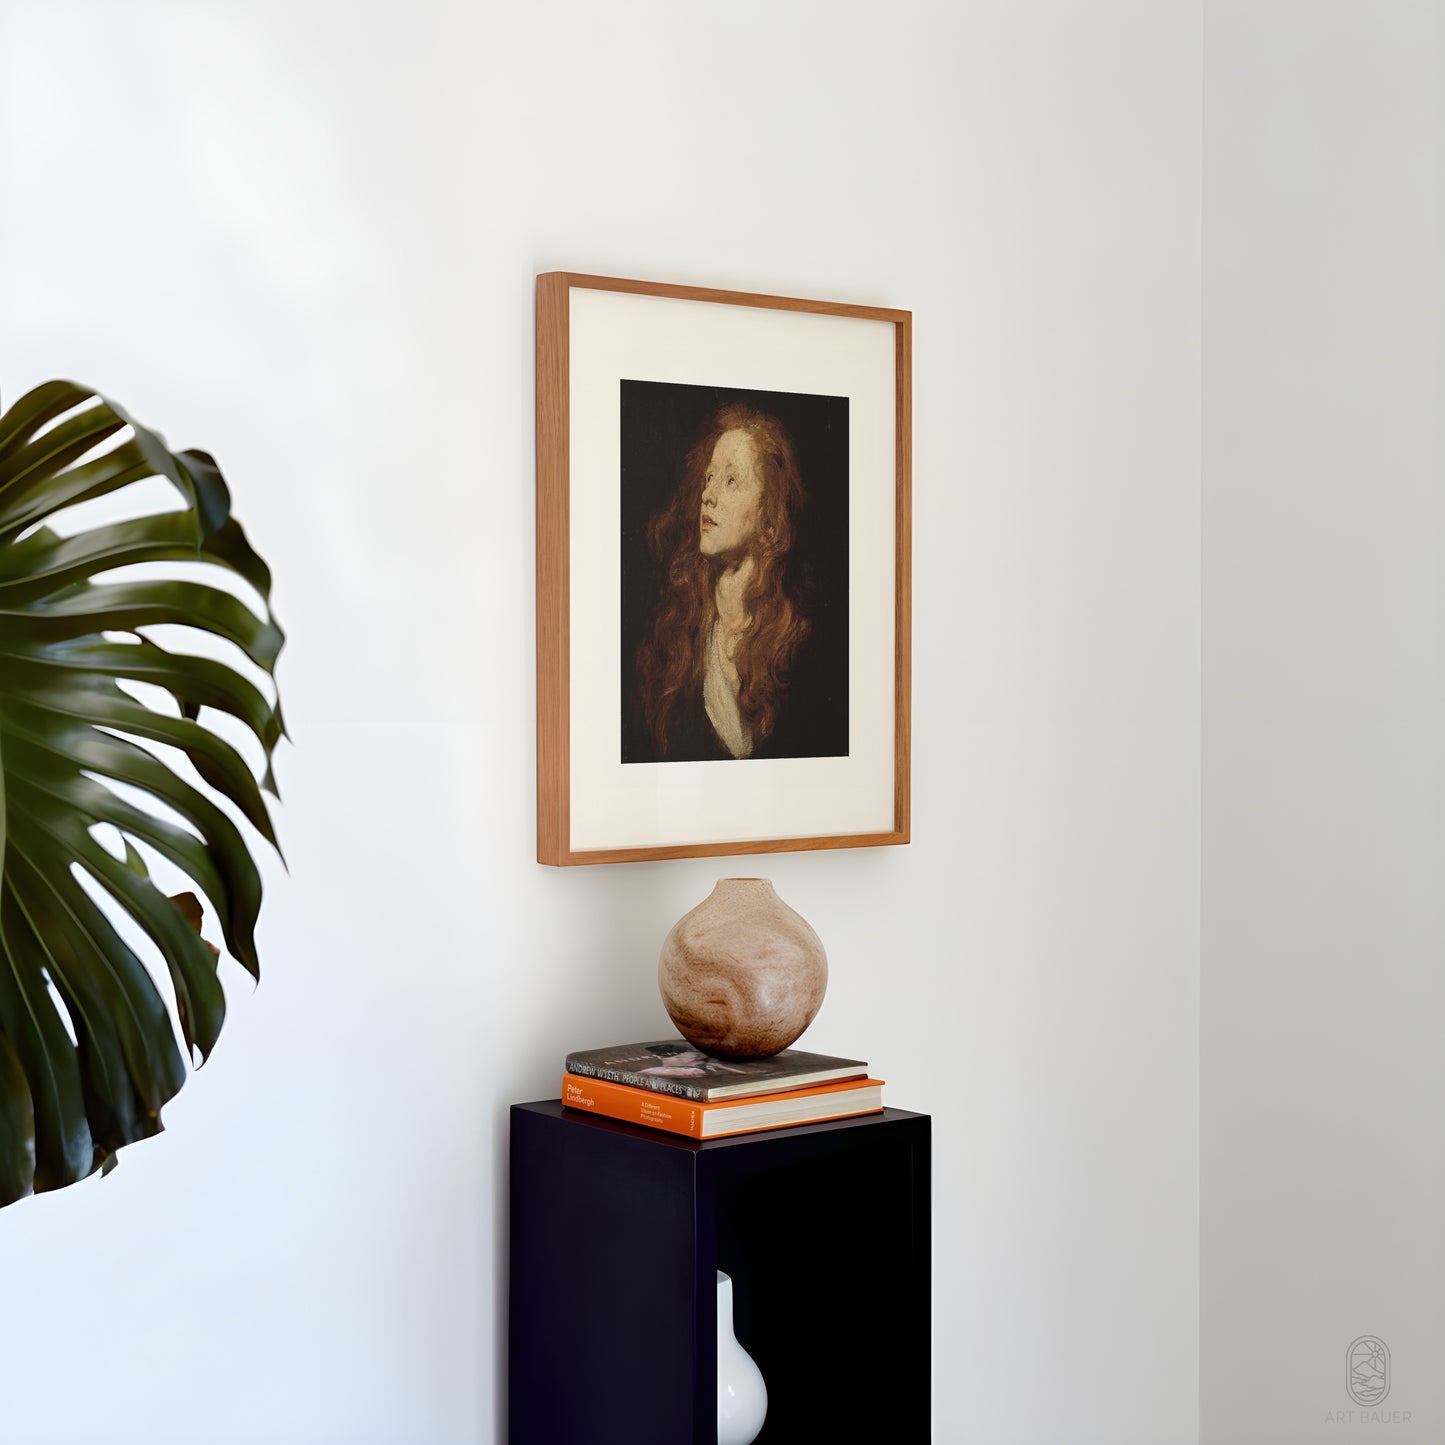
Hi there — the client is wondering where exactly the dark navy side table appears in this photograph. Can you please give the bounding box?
[508,1100,931,1444]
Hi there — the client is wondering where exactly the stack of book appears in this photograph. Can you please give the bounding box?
[561,1039,883,1140]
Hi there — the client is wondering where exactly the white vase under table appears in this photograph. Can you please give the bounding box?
[716,1269,768,1445]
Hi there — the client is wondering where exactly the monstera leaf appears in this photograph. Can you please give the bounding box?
[0,381,284,1206]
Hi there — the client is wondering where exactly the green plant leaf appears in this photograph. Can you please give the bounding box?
[0,1028,37,1201]
[0,381,283,1207]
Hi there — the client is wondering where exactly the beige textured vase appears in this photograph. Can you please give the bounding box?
[658,878,827,1059]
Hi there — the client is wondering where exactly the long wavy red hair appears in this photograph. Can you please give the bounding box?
[636,404,811,755]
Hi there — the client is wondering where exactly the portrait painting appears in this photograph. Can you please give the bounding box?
[536,273,910,866]
[619,380,849,766]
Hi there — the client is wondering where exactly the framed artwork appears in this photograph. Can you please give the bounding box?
[536,272,910,866]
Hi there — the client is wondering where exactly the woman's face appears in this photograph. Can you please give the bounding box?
[699,428,764,559]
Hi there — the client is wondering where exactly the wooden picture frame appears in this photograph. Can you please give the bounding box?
[536,272,910,866]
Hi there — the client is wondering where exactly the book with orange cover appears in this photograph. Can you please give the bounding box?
[561,1073,885,1139]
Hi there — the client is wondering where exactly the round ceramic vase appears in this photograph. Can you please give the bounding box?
[658,878,827,1059]
[716,1271,768,1445]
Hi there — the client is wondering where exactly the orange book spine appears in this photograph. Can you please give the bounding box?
[561,1074,885,1139]
[562,1075,707,1136]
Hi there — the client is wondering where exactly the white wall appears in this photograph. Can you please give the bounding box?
[0,3,1202,1442]
[1201,3,1445,1440]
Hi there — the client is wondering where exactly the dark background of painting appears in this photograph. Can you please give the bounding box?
[619,378,850,762]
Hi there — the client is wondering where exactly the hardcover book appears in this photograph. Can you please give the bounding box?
[561,1073,885,1140]
[564,1039,868,1102]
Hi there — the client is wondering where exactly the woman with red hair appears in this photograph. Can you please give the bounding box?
[632,402,841,762]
